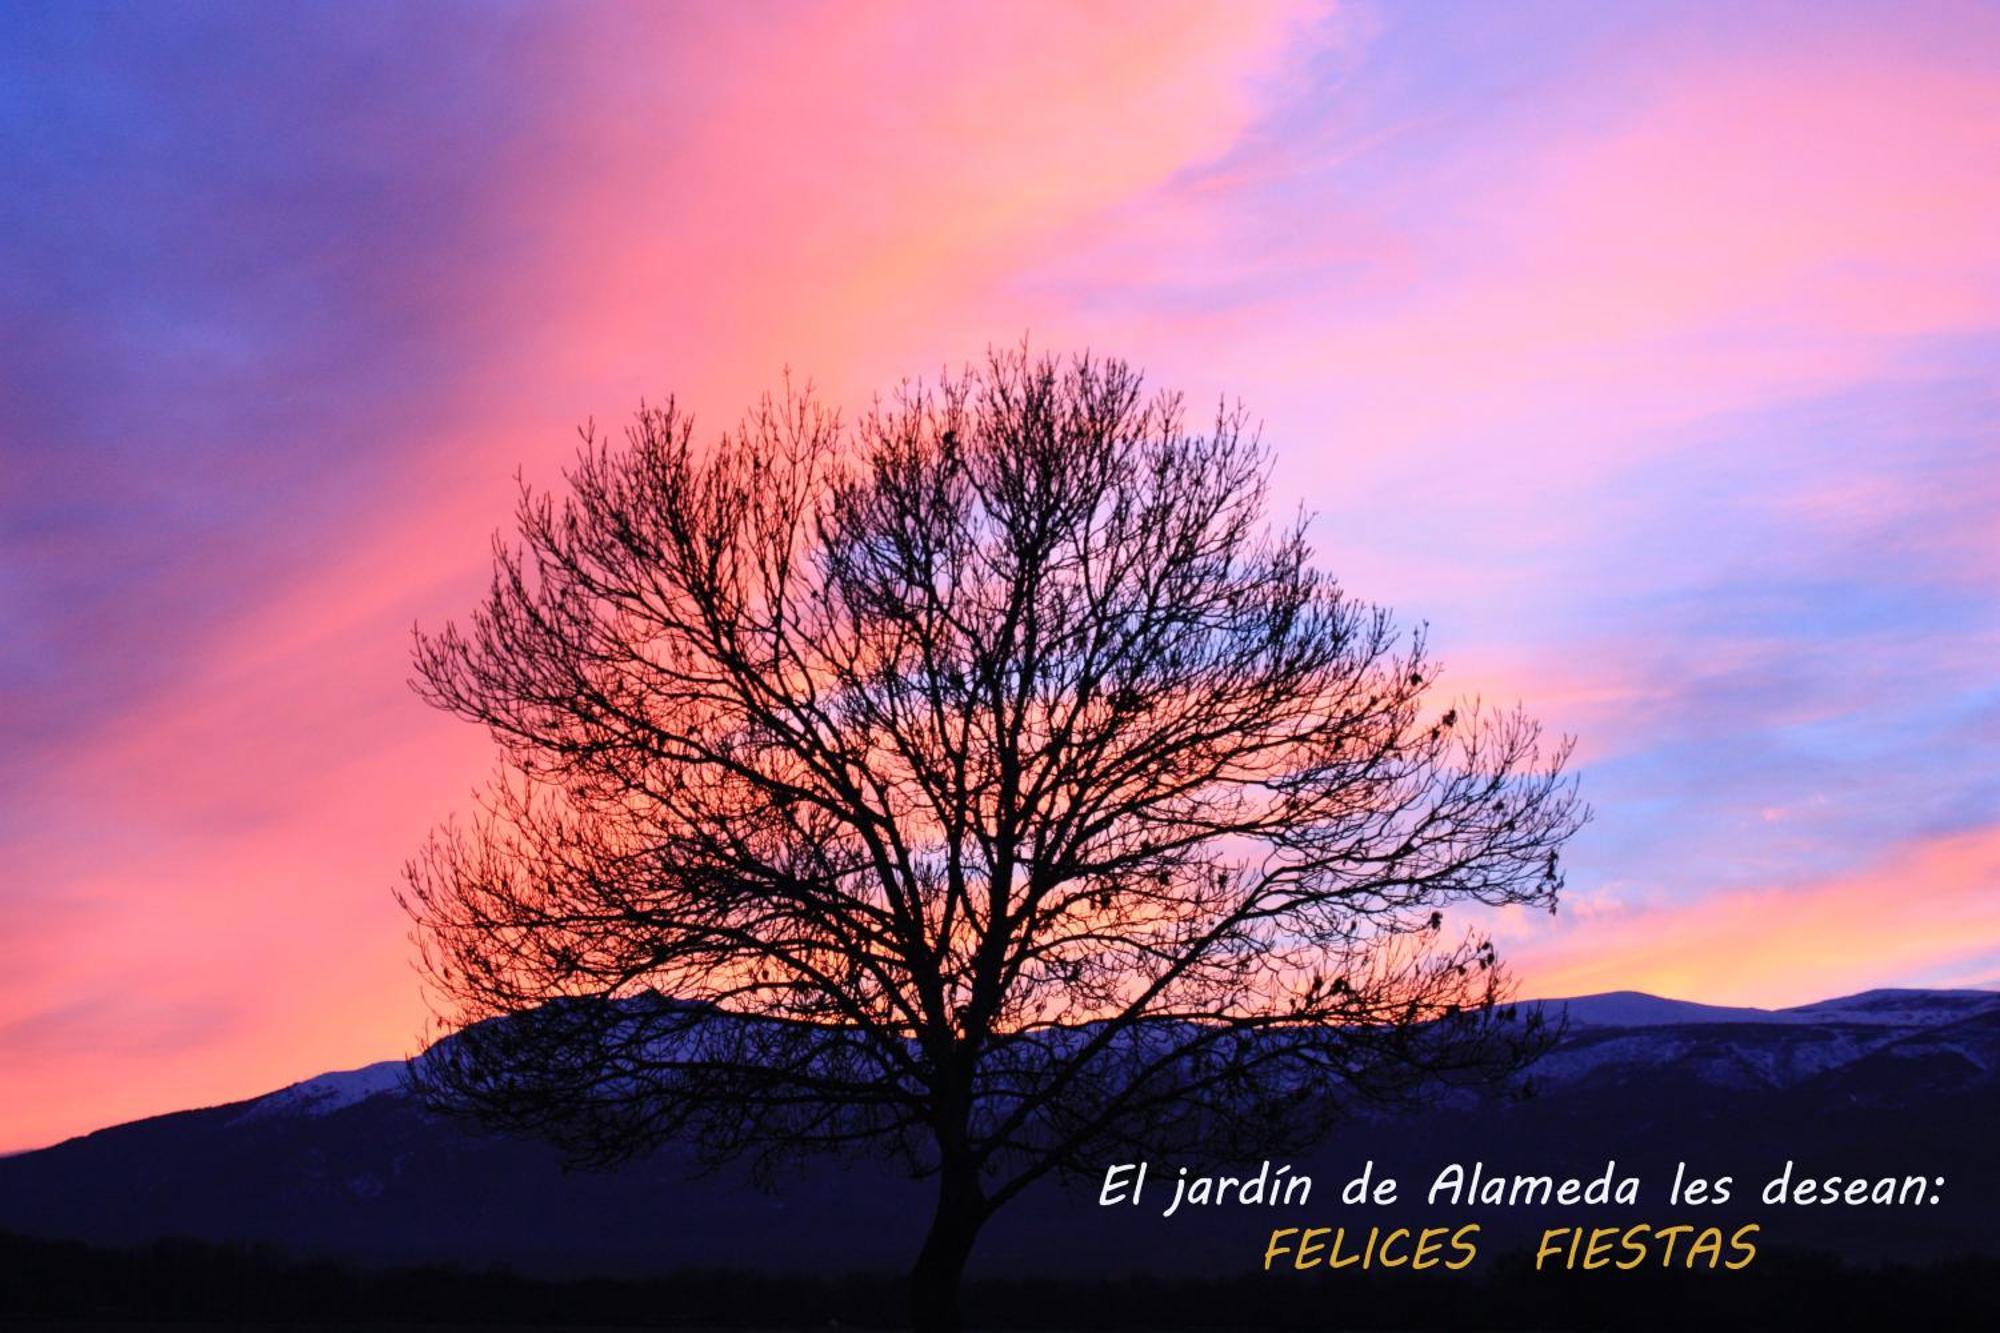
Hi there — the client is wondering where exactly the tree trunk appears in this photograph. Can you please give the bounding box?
[908,1160,985,1333]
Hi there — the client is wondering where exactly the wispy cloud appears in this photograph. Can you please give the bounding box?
[0,0,1994,1151]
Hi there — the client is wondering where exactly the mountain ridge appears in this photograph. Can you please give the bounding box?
[3,985,1992,1277]
[19,986,2000,1153]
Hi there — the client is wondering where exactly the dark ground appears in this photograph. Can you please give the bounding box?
[4,1231,1998,1331]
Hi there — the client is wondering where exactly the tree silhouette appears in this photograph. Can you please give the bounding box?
[401,348,1585,1332]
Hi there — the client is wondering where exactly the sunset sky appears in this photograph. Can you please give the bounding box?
[3,0,1997,1153]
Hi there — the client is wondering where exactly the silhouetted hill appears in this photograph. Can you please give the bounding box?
[0,989,1992,1279]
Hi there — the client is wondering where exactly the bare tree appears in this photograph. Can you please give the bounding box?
[401,347,1585,1332]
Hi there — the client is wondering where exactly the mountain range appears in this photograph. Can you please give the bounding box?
[1,988,1993,1277]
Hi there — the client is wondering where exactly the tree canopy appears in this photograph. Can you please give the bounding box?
[402,348,1585,1331]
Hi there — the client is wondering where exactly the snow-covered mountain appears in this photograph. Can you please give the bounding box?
[1523,987,2000,1090]
[226,1059,406,1125]
[192,987,2000,1124]
[1,988,1993,1276]
[1546,986,1999,1029]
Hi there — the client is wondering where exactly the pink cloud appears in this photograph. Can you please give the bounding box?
[6,2,1995,1155]
[1022,10,2000,496]
[1501,824,2000,1008]
[0,1,1320,1153]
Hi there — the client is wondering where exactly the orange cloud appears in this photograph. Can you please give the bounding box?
[1502,825,2000,1007]
[7,2,1996,1158]
[0,1,1320,1155]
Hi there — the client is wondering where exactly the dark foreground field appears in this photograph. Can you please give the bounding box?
[4,1231,1998,1332]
